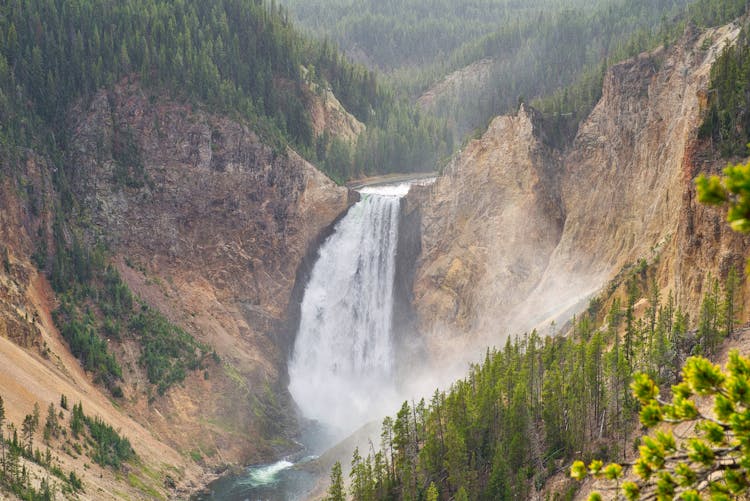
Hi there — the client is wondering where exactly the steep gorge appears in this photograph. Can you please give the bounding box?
[0,78,359,498]
[3,10,750,501]
[412,22,750,354]
[68,80,359,463]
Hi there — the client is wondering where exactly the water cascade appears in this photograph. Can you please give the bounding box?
[196,180,430,500]
[288,183,412,438]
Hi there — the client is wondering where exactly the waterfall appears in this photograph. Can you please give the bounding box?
[288,183,411,437]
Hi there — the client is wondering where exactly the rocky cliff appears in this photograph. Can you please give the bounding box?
[308,84,366,144]
[412,22,749,351]
[413,104,563,355]
[66,80,353,464]
[0,78,354,498]
[0,154,210,498]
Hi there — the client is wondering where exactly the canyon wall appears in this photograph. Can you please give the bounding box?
[66,81,354,465]
[0,79,355,497]
[413,23,750,352]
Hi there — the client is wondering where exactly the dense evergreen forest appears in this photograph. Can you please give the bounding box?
[699,18,750,158]
[0,0,449,182]
[327,264,741,500]
[281,0,750,143]
[535,0,750,147]
[279,0,597,72]
[280,0,689,139]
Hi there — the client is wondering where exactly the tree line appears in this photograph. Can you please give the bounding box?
[0,393,133,500]
[0,0,450,182]
[326,262,742,500]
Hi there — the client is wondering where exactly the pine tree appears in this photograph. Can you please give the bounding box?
[44,403,59,442]
[722,266,740,337]
[326,461,345,501]
[21,414,35,455]
[70,402,84,438]
[425,482,439,501]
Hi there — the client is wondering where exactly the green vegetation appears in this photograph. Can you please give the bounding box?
[573,354,750,499]
[326,461,345,501]
[687,0,750,28]
[0,0,449,182]
[0,396,86,500]
[699,21,750,157]
[283,0,693,141]
[52,261,210,396]
[565,132,750,500]
[48,213,210,396]
[535,0,750,148]
[66,401,134,469]
[285,0,750,146]
[130,307,206,395]
[332,259,741,499]
[54,303,123,388]
[282,0,594,72]
[85,414,135,469]
[697,159,750,235]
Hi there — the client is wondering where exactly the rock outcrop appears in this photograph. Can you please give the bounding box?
[308,85,366,143]
[0,76,354,498]
[417,58,494,112]
[0,155,208,498]
[413,22,749,349]
[414,105,563,351]
[65,80,353,465]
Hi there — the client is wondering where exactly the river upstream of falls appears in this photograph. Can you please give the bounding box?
[196,180,427,501]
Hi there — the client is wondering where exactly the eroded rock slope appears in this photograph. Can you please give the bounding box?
[0,78,354,498]
[67,81,353,464]
[413,23,750,351]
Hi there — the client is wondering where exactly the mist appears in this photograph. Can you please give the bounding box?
[288,183,412,442]
[288,170,612,455]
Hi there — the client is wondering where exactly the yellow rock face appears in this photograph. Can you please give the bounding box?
[413,24,750,356]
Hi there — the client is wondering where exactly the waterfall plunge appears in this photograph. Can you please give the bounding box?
[288,183,411,438]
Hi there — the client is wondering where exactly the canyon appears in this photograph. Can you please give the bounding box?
[1,15,750,501]
[411,22,750,362]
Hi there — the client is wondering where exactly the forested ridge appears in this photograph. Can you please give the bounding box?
[281,0,691,141]
[0,0,451,406]
[0,0,449,182]
[326,262,742,500]
[281,0,750,145]
[279,0,597,72]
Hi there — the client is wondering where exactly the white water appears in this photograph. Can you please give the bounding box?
[243,461,294,487]
[288,183,411,438]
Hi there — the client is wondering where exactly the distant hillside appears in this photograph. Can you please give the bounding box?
[278,0,595,72]
[280,0,689,138]
[0,0,448,182]
[279,0,749,143]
